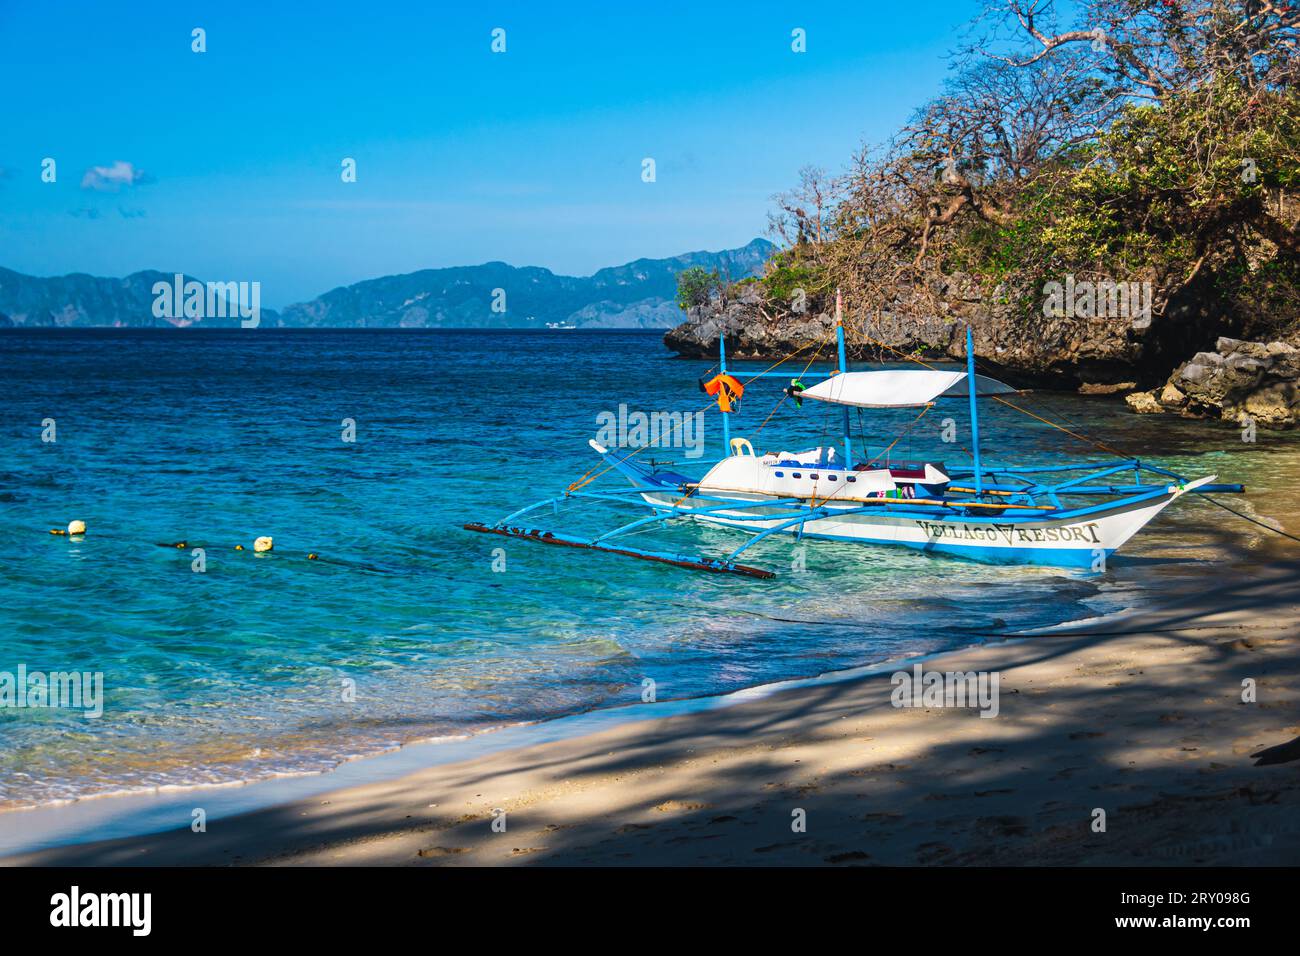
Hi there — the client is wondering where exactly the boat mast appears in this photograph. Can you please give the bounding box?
[966,325,983,495]
[719,333,732,452]
[835,289,853,469]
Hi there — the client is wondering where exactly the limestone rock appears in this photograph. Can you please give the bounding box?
[664,271,1178,388]
[664,272,1300,411]
[1157,338,1300,428]
[1125,390,1163,414]
[1078,381,1136,395]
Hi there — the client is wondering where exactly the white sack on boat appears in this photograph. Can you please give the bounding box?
[765,447,838,464]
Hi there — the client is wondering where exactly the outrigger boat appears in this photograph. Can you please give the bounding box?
[466,312,1245,578]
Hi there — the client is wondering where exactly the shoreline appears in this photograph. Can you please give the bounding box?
[7,560,1299,867]
[0,631,1017,857]
[2,554,1151,840]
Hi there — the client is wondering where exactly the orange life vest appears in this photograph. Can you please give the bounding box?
[700,373,744,413]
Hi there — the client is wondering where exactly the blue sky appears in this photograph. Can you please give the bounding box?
[0,1,983,305]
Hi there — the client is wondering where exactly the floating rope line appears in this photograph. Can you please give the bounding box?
[41,523,392,573]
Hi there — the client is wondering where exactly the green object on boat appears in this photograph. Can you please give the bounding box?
[787,378,806,408]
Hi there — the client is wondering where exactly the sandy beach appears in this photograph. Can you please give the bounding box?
[7,555,1299,867]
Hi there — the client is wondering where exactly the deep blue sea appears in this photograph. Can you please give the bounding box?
[1,329,1294,809]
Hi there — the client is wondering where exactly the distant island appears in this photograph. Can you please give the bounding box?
[0,238,772,330]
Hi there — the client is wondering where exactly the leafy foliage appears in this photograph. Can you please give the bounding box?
[676,266,722,310]
[760,250,830,308]
[763,0,1300,335]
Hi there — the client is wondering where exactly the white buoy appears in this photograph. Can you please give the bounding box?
[67,520,86,536]
[253,536,273,553]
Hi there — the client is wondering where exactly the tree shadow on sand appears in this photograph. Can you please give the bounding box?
[15,563,1300,867]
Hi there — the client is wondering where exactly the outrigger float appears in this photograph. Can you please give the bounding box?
[466,308,1245,578]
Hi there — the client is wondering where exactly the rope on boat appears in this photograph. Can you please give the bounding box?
[990,395,1130,459]
[842,313,1300,548]
[805,402,933,509]
[752,335,831,439]
[662,335,838,510]
[1196,493,1300,545]
[797,310,1300,538]
[563,298,1290,548]
[752,392,790,436]
[845,323,1134,460]
[875,403,932,461]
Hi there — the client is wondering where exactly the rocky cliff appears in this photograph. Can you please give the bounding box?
[666,268,1300,399]
[667,277,1214,387]
[1126,337,1300,428]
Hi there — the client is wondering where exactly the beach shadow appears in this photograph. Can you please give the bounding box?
[11,562,1300,867]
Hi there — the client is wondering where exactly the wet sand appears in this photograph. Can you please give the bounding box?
[8,559,1300,867]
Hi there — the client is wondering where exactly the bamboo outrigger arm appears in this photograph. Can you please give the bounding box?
[462,522,776,579]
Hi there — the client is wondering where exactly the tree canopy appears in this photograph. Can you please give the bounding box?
[763,0,1300,335]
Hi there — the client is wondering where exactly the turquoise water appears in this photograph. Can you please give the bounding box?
[0,329,1294,808]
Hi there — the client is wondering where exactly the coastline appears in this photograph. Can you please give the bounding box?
[0,633,1021,857]
[8,559,1299,867]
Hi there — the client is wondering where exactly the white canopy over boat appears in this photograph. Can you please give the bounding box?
[800,369,1017,408]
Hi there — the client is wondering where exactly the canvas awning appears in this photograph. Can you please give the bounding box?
[799,369,1017,409]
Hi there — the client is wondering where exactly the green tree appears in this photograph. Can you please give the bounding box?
[760,0,1300,332]
[676,267,721,309]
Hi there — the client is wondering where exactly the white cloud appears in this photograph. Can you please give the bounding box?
[80,160,149,191]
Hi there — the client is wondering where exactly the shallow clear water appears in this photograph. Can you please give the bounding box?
[1,328,1295,808]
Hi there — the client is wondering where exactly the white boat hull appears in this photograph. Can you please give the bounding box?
[639,488,1184,568]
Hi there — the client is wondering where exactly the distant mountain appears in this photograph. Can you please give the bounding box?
[276,238,773,329]
[0,239,774,329]
[0,268,278,328]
